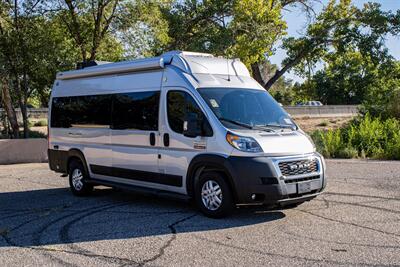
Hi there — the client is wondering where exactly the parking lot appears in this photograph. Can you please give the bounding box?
[1,160,400,266]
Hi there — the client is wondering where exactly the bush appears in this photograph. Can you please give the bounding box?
[28,130,47,138]
[311,114,400,160]
[0,130,47,139]
[317,121,329,127]
[33,120,48,127]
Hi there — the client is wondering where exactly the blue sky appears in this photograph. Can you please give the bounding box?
[269,0,400,83]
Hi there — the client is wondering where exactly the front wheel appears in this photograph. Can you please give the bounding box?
[195,172,235,218]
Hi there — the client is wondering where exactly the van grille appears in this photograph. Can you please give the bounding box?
[278,159,318,177]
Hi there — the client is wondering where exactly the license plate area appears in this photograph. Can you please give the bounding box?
[297,181,312,194]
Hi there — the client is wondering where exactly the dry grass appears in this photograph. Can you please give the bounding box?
[294,117,353,133]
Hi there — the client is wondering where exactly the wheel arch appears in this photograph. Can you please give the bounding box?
[186,154,238,201]
[67,149,89,175]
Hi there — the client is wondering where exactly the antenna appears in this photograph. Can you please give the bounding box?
[226,55,231,82]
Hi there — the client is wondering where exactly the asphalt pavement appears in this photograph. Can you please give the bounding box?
[0,160,399,266]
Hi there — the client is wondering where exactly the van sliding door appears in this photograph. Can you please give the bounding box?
[109,90,161,188]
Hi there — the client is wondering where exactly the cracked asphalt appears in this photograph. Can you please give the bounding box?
[0,160,400,266]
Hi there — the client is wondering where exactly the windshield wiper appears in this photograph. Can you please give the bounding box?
[219,118,253,129]
[261,123,297,130]
[219,118,275,132]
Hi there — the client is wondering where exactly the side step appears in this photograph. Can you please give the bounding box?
[87,178,192,202]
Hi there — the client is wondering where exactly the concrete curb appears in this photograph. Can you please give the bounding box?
[0,139,48,165]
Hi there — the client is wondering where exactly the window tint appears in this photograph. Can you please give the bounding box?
[167,91,186,133]
[51,94,111,128]
[167,91,212,136]
[112,91,160,130]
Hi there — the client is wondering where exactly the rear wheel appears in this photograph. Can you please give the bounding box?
[195,171,235,218]
[68,160,93,196]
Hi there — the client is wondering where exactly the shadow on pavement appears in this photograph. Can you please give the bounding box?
[0,187,285,247]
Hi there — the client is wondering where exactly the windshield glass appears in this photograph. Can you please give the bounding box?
[198,88,296,130]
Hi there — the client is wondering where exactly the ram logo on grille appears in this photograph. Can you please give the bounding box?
[278,159,318,177]
[289,162,311,171]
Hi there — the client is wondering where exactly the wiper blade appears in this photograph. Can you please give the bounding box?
[219,118,253,129]
[262,124,297,130]
[219,118,275,132]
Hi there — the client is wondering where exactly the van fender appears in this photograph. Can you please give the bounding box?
[186,154,238,200]
[67,149,90,175]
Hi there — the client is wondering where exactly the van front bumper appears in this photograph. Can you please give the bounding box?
[225,153,326,205]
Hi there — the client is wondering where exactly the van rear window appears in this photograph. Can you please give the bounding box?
[51,91,160,130]
[51,94,111,128]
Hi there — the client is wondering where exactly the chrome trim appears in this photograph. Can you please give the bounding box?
[271,153,323,180]
[277,192,321,204]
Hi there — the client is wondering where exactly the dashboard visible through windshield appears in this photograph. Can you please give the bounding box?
[198,87,296,131]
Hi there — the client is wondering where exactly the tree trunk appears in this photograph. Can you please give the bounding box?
[264,53,305,90]
[20,98,28,138]
[0,76,19,138]
[21,73,29,138]
[251,63,264,85]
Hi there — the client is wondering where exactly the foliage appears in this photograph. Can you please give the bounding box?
[279,0,400,97]
[229,0,286,67]
[33,120,48,127]
[164,0,289,68]
[115,0,171,58]
[311,114,400,160]
[0,129,46,139]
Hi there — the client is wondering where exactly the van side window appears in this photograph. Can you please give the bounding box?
[167,91,212,136]
[112,91,160,130]
[51,95,111,128]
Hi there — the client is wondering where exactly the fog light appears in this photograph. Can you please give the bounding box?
[251,194,256,200]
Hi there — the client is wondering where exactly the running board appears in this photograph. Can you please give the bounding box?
[87,178,191,202]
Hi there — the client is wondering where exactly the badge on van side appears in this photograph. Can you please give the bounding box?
[194,142,206,150]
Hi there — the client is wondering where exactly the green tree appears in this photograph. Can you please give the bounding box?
[55,0,124,62]
[265,0,400,90]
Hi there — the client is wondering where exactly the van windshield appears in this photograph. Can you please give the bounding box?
[198,88,296,130]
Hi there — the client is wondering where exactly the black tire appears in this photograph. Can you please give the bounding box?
[68,159,93,196]
[195,171,235,218]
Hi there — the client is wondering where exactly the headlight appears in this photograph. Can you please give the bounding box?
[226,132,263,153]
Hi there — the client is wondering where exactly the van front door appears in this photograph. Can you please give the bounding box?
[158,88,213,195]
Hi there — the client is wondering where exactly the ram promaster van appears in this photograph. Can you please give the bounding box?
[48,51,326,218]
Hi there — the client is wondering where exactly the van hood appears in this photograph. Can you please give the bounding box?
[233,130,315,156]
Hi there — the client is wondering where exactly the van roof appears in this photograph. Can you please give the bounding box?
[56,51,251,80]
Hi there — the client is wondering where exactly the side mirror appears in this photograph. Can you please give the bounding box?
[183,112,202,138]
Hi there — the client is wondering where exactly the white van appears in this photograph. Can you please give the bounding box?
[48,51,326,217]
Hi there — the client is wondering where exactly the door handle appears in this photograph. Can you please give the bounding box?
[163,133,170,147]
[68,132,82,136]
[150,132,156,146]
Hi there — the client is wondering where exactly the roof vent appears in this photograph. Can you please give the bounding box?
[161,50,214,58]
[76,60,111,70]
